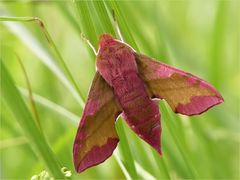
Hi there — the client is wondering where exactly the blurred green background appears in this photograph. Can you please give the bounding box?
[0,0,239,179]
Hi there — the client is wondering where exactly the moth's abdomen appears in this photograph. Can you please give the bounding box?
[112,71,162,154]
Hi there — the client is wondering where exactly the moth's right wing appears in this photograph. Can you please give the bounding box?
[135,53,223,115]
[73,72,122,173]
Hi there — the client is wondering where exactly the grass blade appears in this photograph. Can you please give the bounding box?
[16,54,42,131]
[209,1,226,89]
[1,16,84,107]
[92,1,115,35]
[134,160,156,180]
[113,150,131,180]
[57,2,82,33]
[18,87,79,125]
[0,16,85,103]
[160,104,198,178]
[115,120,138,179]
[1,59,65,179]
[0,136,28,149]
[106,1,138,50]
[74,1,98,49]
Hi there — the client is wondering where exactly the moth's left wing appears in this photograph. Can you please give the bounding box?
[73,72,122,173]
[135,53,224,115]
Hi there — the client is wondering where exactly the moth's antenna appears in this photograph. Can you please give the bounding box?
[80,33,97,56]
[112,10,124,42]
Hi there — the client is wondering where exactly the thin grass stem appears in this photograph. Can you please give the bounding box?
[15,54,42,131]
[0,16,86,103]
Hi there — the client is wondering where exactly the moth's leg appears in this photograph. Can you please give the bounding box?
[112,10,124,41]
[80,33,97,55]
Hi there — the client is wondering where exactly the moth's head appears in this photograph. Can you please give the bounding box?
[99,34,117,49]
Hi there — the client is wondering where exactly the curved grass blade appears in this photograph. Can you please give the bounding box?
[16,54,42,131]
[0,16,85,107]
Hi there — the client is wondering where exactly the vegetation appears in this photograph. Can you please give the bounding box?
[0,1,239,179]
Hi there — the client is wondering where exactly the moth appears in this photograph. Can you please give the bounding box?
[73,34,223,173]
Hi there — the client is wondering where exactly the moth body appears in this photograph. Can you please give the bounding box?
[97,34,162,153]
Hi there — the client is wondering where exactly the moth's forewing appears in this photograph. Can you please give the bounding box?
[135,53,224,115]
[73,72,122,173]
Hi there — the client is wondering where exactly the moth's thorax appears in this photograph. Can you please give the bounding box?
[96,38,137,86]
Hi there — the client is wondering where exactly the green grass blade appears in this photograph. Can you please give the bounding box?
[115,120,138,179]
[0,136,28,149]
[134,160,156,180]
[1,60,65,179]
[209,1,226,89]
[57,2,82,33]
[92,1,115,35]
[114,149,132,180]
[16,55,42,131]
[160,104,198,178]
[106,1,138,50]
[74,1,98,49]
[151,149,171,179]
[0,17,84,106]
[0,16,85,106]
[18,87,79,125]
